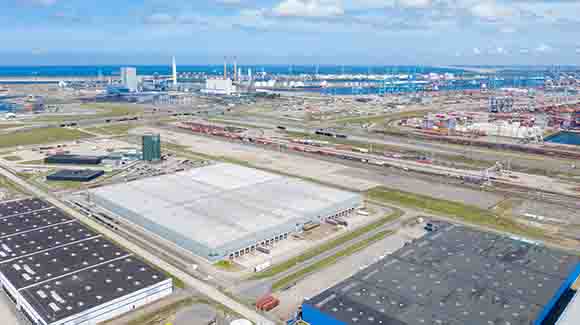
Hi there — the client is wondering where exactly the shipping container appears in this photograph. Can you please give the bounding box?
[256,296,274,309]
[254,261,271,273]
[261,298,280,311]
[303,223,320,231]
[256,246,271,254]
[326,219,338,225]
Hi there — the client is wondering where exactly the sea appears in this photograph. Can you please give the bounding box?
[0,65,466,77]
[0,65,548,96]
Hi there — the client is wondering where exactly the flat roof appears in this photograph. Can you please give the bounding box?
[89,163,361,257]
[0,208,72,238]
[0,198,52,219]
[48,170,104,178]
[0,236,127,289]
[0,221,99,263]
[306,222,580,325]
[19,255,167,324]
[0,198,170,325]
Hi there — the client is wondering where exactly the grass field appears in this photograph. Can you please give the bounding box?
[250,208,403,280]
[0,128,93,148]
[1,155,21,161]
[33,104,144,122]
[272,229,395,291]
[367,187,544,239]
[0,124,20,130]
[214,260,240,272]
[84,123,138,135]
[0,175,26,194]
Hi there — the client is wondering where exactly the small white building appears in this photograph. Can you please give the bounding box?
[202,79,236,95]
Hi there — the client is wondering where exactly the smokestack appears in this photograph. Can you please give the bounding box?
[223,56,227,80]
[172,56,177,87]
[233,57,237,82]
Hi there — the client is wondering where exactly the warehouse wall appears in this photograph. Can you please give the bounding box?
[535,262,580,325]
[52,279,173,325]
[301,304,345,325]
[0,271,46,325]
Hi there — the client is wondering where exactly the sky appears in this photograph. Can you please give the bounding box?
[1,0,580,65]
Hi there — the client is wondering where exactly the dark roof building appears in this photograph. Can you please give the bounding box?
[300,222,580,325]
[0,198,173,325]
[46,169,105,182]
[45,154,103,165]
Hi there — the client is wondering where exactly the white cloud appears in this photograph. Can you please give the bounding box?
[472,47,481,55]
[24,0,57,6]
[576,48,580,54]
[144,13,175,25]
[535,43,553,53]
[519,48,530,54]
[494,47,506,55]
[398,0,431,9]
[272,0,344,17]
[499,26,516,34]
[469,1,513,21]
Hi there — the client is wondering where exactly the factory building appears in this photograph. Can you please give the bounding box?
[201,79,236,95]
[120,67,138,92]
[46,169,104,182]
[142,133,161,161]
[0,198,172,325]
[45,154,103,165]
[88,163,362,262]
[296,222,580,325]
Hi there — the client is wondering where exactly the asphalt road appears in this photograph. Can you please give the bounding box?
[0,163,275,325]
[234,206,414,300]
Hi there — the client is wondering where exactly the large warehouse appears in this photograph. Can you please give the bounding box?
[298,222,580,325]
[0,198,173,325]
[89,163,363,262]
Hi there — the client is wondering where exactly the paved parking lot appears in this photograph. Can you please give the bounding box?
[272,222,427,322]
[0,293,23,325]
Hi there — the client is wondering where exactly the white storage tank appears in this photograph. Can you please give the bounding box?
[231,319,252,325]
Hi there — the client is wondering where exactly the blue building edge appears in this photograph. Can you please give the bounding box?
[290,303,345,325]
[535,261,580,325]
[291,262,580,325]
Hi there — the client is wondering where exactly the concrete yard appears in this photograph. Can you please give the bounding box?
[134,127,382,191]
[89,162,362,262]
[0,293,22,325]
[273,222,427,322]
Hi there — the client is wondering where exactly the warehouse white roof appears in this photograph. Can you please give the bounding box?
[90,163,361,257]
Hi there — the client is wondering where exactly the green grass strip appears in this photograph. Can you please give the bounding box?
[250,208,403,280]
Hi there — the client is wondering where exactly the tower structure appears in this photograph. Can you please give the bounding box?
[172,56,177,87]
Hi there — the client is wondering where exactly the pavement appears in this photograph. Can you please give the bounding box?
[0,292,23,325]
[0,162,275,325]
[233,206,415,303]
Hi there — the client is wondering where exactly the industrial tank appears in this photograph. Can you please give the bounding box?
[230,319,252,325]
